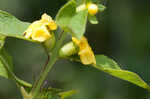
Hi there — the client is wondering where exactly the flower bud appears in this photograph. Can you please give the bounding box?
[87,3,98,15]
[59,42,78,58]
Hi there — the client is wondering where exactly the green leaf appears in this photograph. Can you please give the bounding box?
[59,90,77,99]
[20,86,30,99]
[0,36,11,78]
[56,0,88,39]
[41,88,76,99]
[40,88,61,99]
[98,4,106,12]
[0,48,13,78]
[75,0,83,6]
[88,15,98,24]
[94,55,150,90]
[0,10,31,40]
[0,35,6,49]
[95,55,121,69]
[0,58,9,78]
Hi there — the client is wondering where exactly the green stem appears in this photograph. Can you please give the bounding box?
[30,31,67,99]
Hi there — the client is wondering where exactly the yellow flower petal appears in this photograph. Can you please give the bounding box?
[41,13,57,30]
[24,13,57,42]
[31,26,51,42]
[87,3,98,15]
[48,21,57,30]
[41,13,52,23]
[24,29,32,38]
[72,37,80,45]
[24,21,42,39]
[72,36,96,65]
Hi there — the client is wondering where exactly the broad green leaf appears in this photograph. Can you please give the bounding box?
[94,55,150,90]
[56,0,88,39]
[0,10,31,40]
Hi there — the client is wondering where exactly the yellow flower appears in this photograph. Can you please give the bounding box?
[31,25,51,42]
[76,3,98,15]
[41,14,57,30]
[72,36,96,65]
[87,3,98,15]
[24,13,57,42]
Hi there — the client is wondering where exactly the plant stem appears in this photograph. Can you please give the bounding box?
[30,31,67,99]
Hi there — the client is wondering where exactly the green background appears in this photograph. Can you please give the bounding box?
[0,0,150,99]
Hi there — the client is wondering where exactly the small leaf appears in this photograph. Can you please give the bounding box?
[20,86,30,99]
[56,0,88,39]
[59,90,77,99]
[41,88,61,99]
[94,55,150,90]
[0,35,6,49]
[98,4,106,12]
[40,88,76,99]
[88,15,99,24]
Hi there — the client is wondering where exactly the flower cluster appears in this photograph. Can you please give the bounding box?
[24,9,96,65]
[24,13,57,42]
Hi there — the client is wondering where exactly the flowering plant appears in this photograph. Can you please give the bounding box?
[0,0,149,99]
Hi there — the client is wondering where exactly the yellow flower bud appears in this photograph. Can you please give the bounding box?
[72,36,96,65]
[87,3,98,15]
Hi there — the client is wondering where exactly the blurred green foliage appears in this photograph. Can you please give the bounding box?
[0,0,150,99]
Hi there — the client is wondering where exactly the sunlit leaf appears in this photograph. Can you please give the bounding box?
[94,55,150,90]
[56,0,88,39]
[0,10,32,41]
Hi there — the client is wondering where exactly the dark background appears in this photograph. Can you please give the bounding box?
[0,0,150,99]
